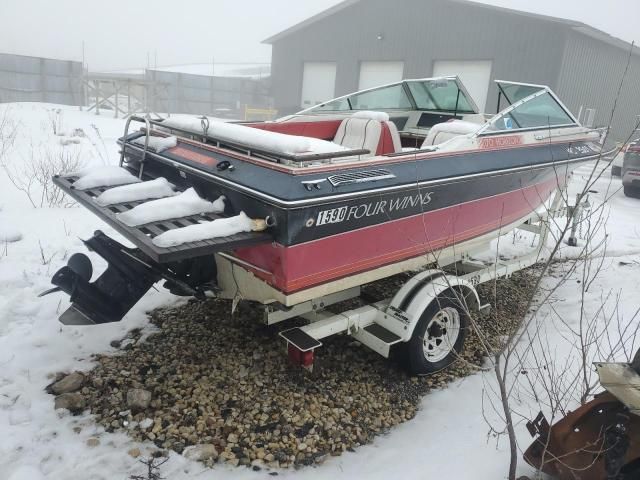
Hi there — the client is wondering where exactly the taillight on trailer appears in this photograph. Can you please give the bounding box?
[287,344,315,369]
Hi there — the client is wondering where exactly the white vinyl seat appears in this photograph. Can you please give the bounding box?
[333,111,402,157]
[422,120,482,147]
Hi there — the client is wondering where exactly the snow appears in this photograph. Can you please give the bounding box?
[434,119,482,135]
[7,466,46,480]
[152,212,253,248]
[161,117,348,155]
[305,137,349,154]
[72,165,141,191]
[352,111,390,122]
[0,217,22,243]
[131,135,177,153]
[1,102,640,480]
[117,188,225,227]
[95,177,177,206]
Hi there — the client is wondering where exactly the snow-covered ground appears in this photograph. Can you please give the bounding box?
[1,103,639,480]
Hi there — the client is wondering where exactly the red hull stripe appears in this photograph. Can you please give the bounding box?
[235,176,561,293]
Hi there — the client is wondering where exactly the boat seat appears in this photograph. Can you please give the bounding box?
[333,111,402,157]
[422,120,482,147]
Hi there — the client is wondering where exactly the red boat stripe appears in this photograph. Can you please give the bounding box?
[234,175,562,292]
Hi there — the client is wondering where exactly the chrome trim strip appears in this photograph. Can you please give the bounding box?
[121,141,609,209]
[328,169,396,187]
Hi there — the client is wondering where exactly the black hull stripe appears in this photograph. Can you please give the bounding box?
[287,166,560,244]
[123,142,606,209]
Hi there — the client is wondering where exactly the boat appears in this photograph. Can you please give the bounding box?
[45,78,606,329]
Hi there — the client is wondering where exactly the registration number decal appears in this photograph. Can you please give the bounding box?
[313,191,435,227]
[316,206,348,226]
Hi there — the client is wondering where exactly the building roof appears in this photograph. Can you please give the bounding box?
[262,0,635,56]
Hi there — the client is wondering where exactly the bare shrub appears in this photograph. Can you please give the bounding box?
[46,108,64,136]
[87,124,110,165]
[0,107,17,163]
[3,141,85,208]
[129,455,168,480]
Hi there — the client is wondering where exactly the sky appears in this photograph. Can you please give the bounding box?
[0,0,638,71]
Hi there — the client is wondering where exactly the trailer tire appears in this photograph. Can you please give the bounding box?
[404,293,469,375]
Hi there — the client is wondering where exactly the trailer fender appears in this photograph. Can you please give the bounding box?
[380,270,480,342]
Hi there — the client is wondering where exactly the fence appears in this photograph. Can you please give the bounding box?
[145,69,273,118]
[0,53,274,120]
[0,53,83,105]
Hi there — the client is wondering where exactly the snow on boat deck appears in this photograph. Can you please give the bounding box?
[116,188,225,227]
[95,178,177,207]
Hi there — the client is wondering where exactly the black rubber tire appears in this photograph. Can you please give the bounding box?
[624,185,640,198]
[611,165,622,177]
[403,293,469,375]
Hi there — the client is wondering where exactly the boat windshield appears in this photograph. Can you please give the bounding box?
[481,86,579,134]
[406,79,475,113]
[496,81,545,106]
[302,77,478,114]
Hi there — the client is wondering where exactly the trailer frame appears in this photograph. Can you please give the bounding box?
[211,186,580,373]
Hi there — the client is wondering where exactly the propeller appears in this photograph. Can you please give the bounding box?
[38,253,93,297]
[67,253,93,282]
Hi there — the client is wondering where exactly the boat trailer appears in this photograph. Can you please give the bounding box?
[44,173,588,374]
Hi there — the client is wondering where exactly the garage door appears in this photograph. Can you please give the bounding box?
[300,62,337,108]
[358,61,404,91]
[433,60,492,112]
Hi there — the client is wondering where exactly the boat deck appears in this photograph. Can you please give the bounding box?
[53,175,273,263]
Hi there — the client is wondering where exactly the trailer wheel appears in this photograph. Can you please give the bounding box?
[404,294,469,375]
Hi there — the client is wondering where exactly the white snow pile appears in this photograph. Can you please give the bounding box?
[72,165,141,191]
[117,188,225,227]
[152,211,253,248]
[95,177,177,206]
[132,135,177,153]
[352,110,390,122]
[305,137,350,154]
[161,117,348,156]
[433,119,482,135]
[0,222,22,243]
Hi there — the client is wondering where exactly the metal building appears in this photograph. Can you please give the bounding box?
[264,0,640,141]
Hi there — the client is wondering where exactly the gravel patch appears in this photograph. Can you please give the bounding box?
[53,270,537,470]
